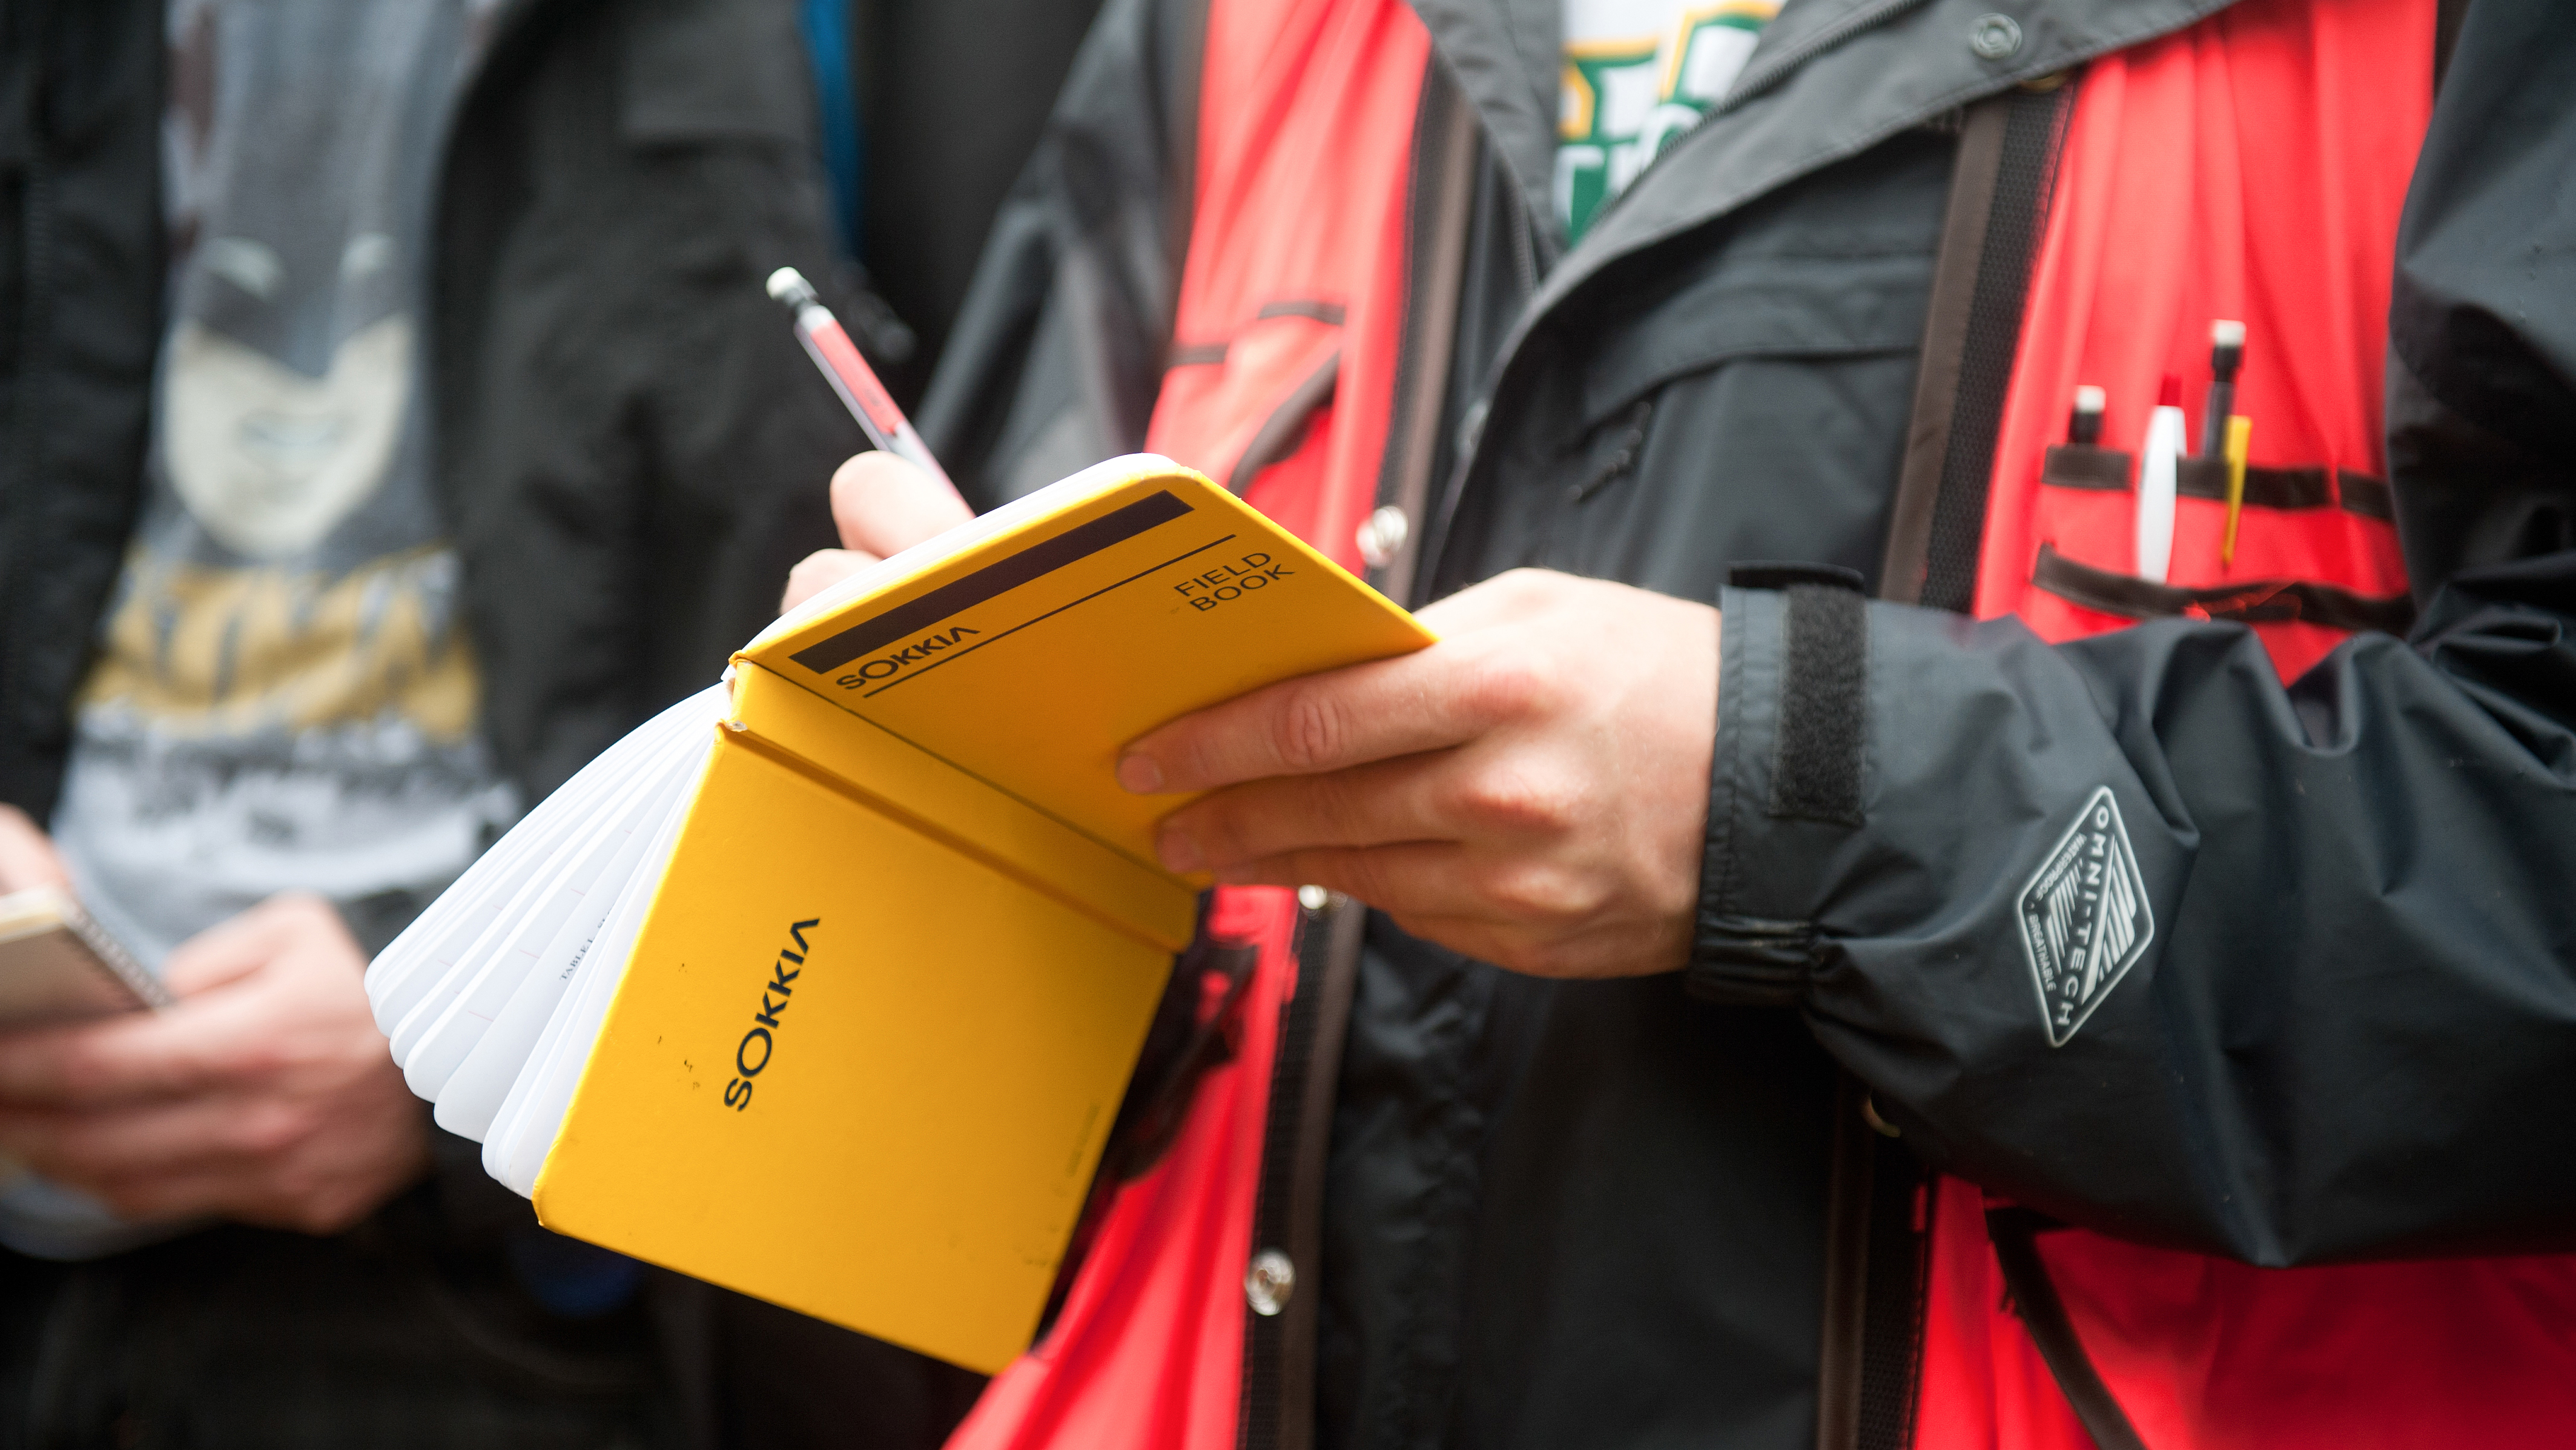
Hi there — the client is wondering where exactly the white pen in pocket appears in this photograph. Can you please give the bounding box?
[2136,372,2185,583]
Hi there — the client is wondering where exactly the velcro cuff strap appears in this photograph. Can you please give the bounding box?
[1770,583,1868,824]
[1689,577,1869,1005]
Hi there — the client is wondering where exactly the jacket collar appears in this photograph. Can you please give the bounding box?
[1407,0,1565,262]
[1409,0,2238,377]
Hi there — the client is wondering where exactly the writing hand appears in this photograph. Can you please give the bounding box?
[780,452,974,612]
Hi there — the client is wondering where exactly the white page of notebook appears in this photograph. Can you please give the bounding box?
[366,690,706,1027]
[404,711,713,1104]
[483,784,689,1197]
[367,686,699,1011]
[376,783,606,1042]
[383,690,716,1062]
[433,723,713,1139]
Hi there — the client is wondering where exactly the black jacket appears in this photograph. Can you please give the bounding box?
[921,0,2576,1445]
[0,1,980,1445]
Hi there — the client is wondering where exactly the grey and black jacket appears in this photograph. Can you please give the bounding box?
[0,1,982,1445]
[919,0,2576,1445]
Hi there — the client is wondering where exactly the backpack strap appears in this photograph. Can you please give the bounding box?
[1878,82,2078,611]
[1827,74,2081,1450]
[1814,1078,1936,1450]
[1985,1208,2152,1450]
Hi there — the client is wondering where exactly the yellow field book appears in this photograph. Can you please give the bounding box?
[363,455,1431,1371]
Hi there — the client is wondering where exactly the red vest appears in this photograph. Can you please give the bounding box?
[945,1,1427,1441]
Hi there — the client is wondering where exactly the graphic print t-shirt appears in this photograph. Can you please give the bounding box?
[48,7,504,975]
[54,0,504,968]
[1557,0,1780,242]
[18,0,503,1258]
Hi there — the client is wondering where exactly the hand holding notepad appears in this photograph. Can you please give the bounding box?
[365,455,1430,1372]
[1120,566,1723,979]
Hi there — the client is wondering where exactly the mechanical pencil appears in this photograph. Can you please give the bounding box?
[766,266,960,501]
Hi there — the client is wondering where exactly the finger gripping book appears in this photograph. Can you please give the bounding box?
[363,456,1430,1372]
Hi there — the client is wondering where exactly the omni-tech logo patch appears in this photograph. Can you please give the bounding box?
[2017,786,2153,1047]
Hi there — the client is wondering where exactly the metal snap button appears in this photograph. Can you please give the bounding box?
[1969,13,2023,60]
[1356,505,1410,569]
[1245,1248,1295,1316]
[1297,884,1331,913]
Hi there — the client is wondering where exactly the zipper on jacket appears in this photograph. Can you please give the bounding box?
[1373,62,1481,608]
[1238,65,1482,1450]
[1507,196,1540,304]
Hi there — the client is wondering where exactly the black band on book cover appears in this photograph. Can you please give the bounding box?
[790,490,1195,673]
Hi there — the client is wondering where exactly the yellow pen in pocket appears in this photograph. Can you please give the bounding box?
[2221,414,2252,567]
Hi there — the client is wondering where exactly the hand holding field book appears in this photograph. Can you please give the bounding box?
[364,455,1430,1372]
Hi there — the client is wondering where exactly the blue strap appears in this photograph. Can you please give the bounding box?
[798,0,864,256]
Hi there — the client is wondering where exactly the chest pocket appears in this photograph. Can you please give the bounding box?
[1942,10,2433,684]
[2013,443,2413,682]
[1458,129,1955,601]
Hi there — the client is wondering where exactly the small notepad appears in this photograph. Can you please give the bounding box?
[365,454,1430,1371]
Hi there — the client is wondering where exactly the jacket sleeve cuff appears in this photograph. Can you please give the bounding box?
[1687,578,1869,1005]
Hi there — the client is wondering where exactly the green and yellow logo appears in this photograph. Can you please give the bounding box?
[1557,2,1777,241]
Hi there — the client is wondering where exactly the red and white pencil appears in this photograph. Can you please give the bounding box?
[765,266,961,502]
